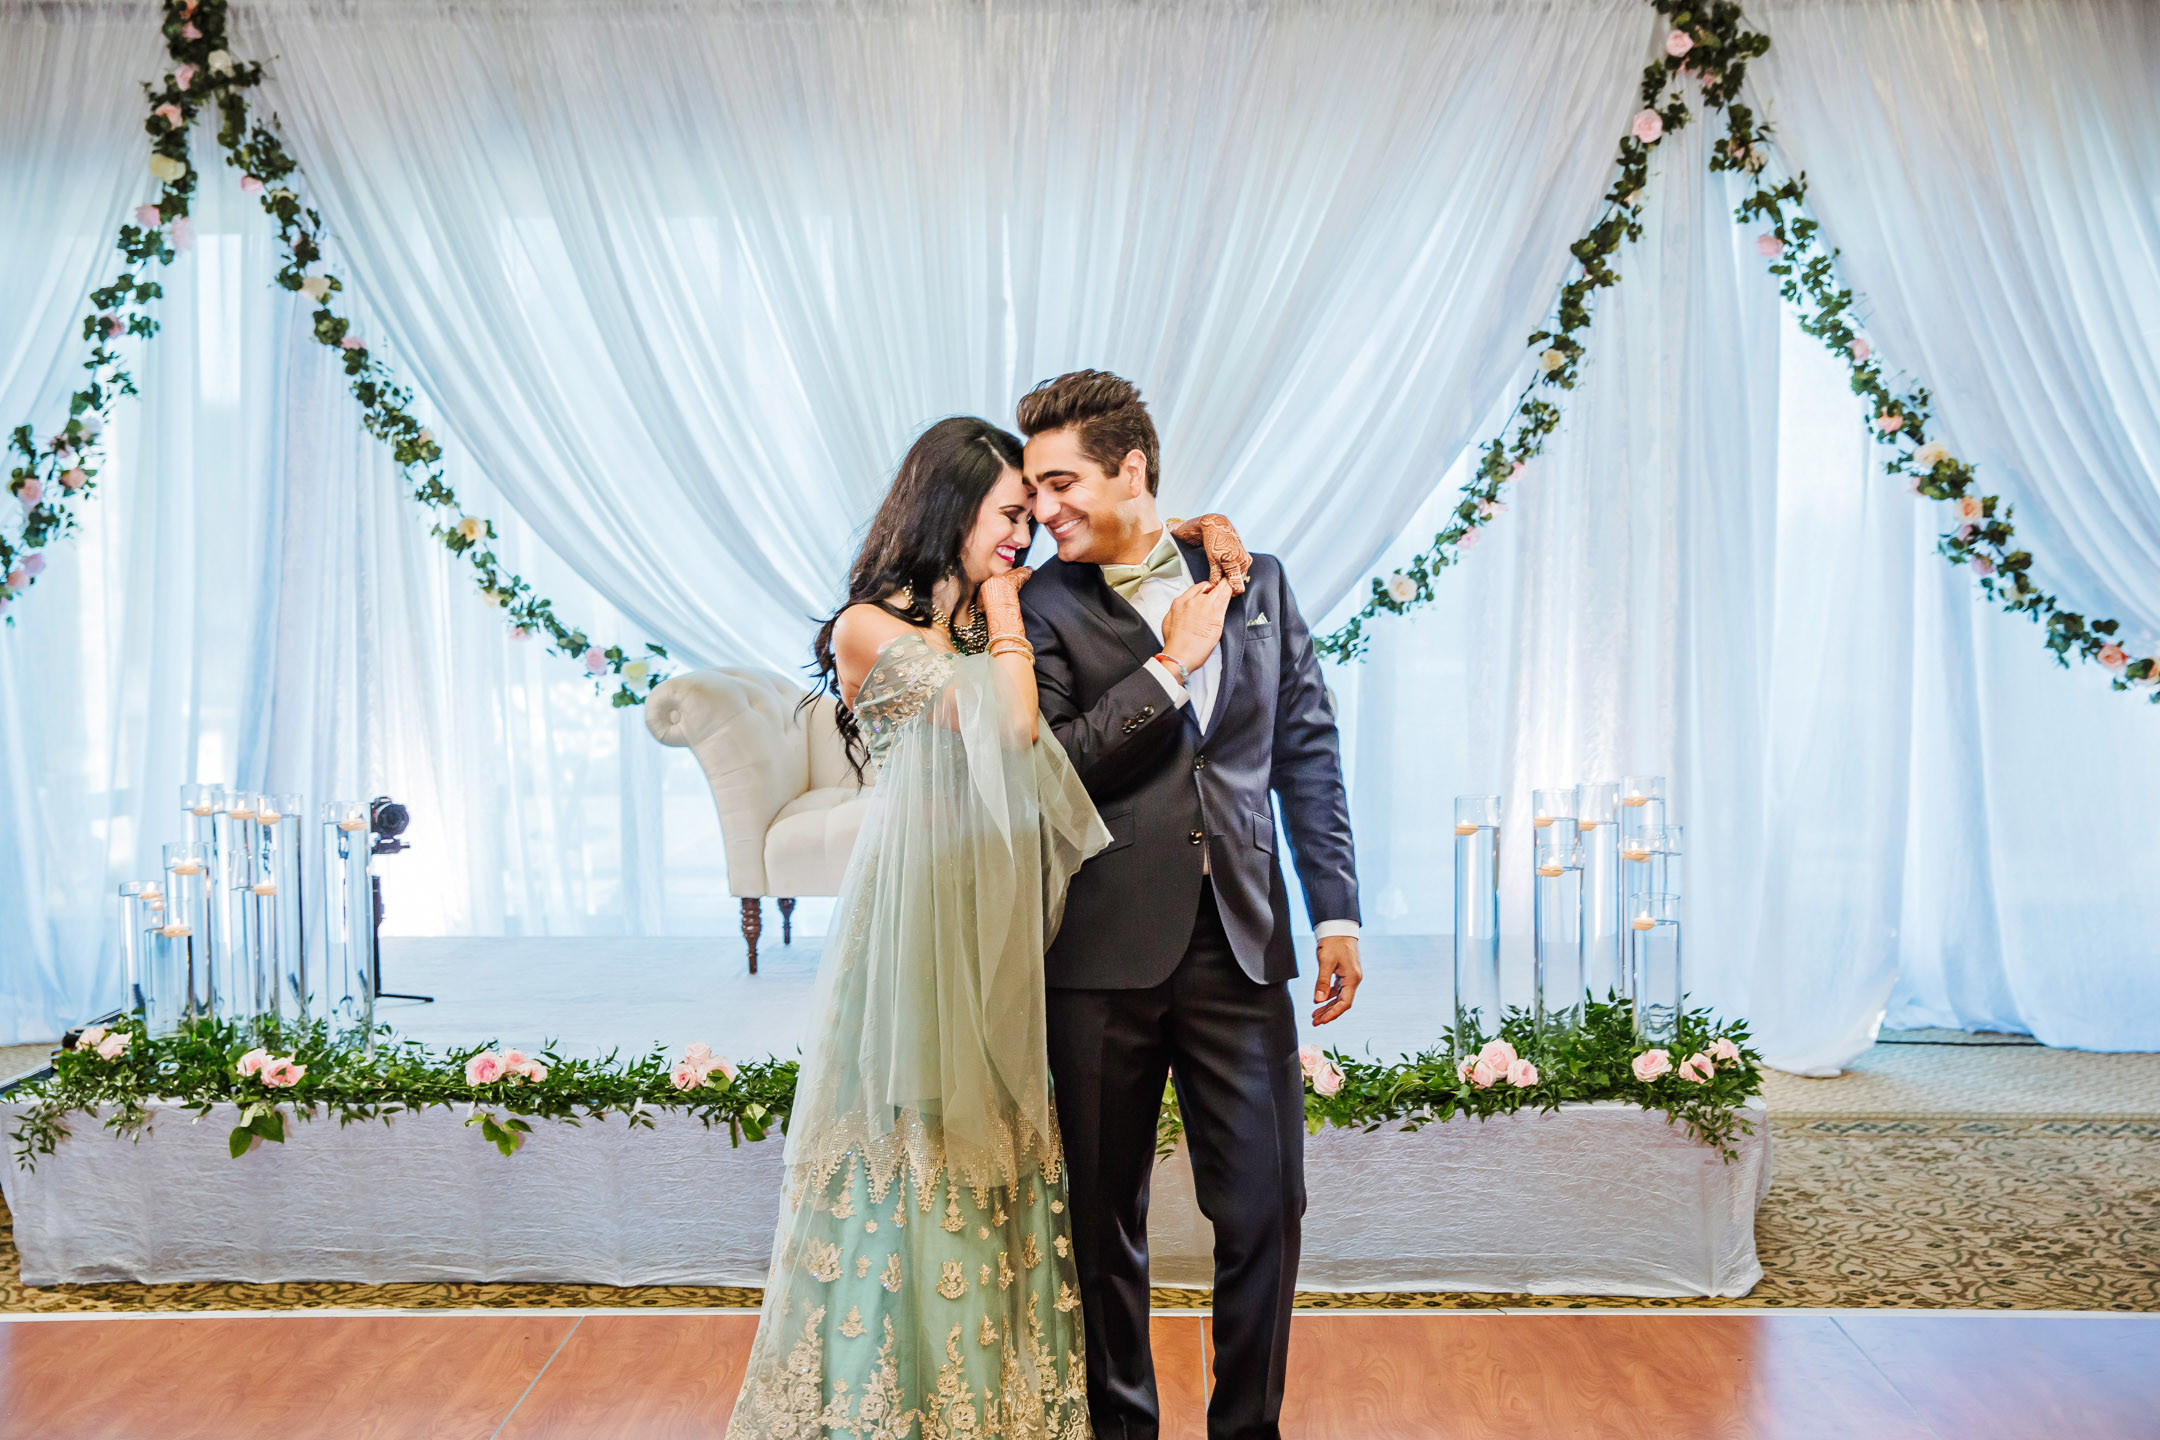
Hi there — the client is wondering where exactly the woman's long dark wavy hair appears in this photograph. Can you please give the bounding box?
[810,416,1028,776]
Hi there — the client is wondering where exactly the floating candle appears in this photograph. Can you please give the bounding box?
[1623,794,1648,807]
[1536,864,1563,877]
[190,805,214,816]
[1578,819,1597,831]
[1631,916,1656,931]
[258,811,282,826]
[1454,822,1478,836]
[1533,816,1554,829]
[168,862,204,876]
[336,818,367,831]
[251,882,277,896]
[1622,846,1651,861]
[158,924,193,938]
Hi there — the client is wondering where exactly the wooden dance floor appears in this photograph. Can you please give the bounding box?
[3,1309,2158,1437]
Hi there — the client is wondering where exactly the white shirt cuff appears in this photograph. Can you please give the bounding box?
[1142,657,1189,706]
[1312,920,1361,942]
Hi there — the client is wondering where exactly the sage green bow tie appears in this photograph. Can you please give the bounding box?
[1102,531,1186,601]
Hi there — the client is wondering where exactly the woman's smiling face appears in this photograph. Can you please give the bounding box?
[959,465,1034,584]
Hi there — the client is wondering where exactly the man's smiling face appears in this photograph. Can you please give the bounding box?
[1025,427,1150,566]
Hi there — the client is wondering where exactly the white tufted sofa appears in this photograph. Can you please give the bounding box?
[645,668,871,971]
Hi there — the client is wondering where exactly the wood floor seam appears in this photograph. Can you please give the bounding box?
[1829,1313,1946,1440]
[490,1313,581,1440]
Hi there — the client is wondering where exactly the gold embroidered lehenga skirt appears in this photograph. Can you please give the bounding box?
[727,636,1108,1439]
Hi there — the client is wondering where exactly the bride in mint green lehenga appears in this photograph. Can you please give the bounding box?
[728,419,1109,1439]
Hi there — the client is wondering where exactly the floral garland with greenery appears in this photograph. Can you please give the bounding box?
[1316,1,2156,699]
[1,0,668,707]
[11,999,1762,1171]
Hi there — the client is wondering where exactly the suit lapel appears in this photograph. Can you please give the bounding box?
[1178,539,1242,733]
[1058,559,1161,671]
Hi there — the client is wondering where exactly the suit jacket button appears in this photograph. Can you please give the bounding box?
[1189,830,1203,845]
[1141,705,1155,718]
[1193,755,1207,771]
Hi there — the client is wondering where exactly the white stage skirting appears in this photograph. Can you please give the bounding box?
[2,1097,1769,1297]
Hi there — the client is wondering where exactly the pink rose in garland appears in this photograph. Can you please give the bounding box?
[1711,1037,1742,1064]
[1312,1058,1345,1097]
[1630,110,1665,145]
[61,468,87,491]
[1755,233,1784,259]
[135,204,162,228]
[2098,643,2129,672]
[1470,1059,1503,1089]
[1505,1057,1539,1088]
[4,569,25,593]
[1455,1056,1478,1084]
[1952,496,1984,526]
[240,175,264,196]
[18,478,44,507]
[1849,337,1871,362]
[1477,1039,1517,1072]
[1677,1052,1715,1084]
[171,217,194,251]
[96,1031,132,1060]
[1631,1048,1672,1083]
[1969,554,1996,577]
[1875,412,1904,435]
[236,1048,268,1077]
[465,1050,506,1086]
[155,102,184,129]
[262,1056,307,1087]
[1665,30,1695,57]
[582,648,609,675]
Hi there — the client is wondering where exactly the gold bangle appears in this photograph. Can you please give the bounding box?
[988,636,1034,661]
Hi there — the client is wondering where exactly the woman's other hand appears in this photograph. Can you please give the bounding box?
[1171,514,1251,594]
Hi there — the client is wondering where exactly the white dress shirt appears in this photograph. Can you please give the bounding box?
[1107,534,1360,943]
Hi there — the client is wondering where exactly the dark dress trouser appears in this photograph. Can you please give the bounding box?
[1045,880,1307,1440]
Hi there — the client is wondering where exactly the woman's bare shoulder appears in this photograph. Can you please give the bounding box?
[834,602,926,702]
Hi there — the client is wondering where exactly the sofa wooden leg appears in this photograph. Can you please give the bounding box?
[777,897,796,945]
[740,897,761,975]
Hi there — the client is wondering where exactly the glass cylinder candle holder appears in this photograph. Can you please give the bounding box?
[1575,781,1624,1007]
[1451,794,1501,1050]
[1654,823,1684,900]
[161,841,213,1021]
[262,792,308,1022]
[224,791,267,1022]
[117,881,157,1016]
[1619,774,1666,858]
[321,800,375,1040]
[1532,794,1583,1034]
[1628,892,1684,1043]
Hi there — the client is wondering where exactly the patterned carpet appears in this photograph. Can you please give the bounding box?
[6,1105,2156,1314]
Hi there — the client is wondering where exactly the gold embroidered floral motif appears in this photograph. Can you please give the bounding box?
[943,1184,966,1235]
[1054,1281,1079,1313]
[978,1263,992,1288]
[881,1253,903,1292]
[807,1240,842,1283]
[997,1251,1014,1290]
[840,1306,866,1339]
[992,1200,1008,1227]
[977,1226,990,1240]
[892,1201,907,1229]
[865,1219,878,1233]
[1020,1234,1042,1270]
[1053,1234,1070,1259]
[1049,1200,1063,1214]
[938,1260,969,1300]
[978,1315,998,1347]
[856,1256,872,1279]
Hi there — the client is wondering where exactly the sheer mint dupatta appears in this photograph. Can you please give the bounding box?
[784,644,1109,1197]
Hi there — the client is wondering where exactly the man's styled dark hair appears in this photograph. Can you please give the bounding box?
[1015,369,1161,495]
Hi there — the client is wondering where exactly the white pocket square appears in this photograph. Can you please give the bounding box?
[1247,612,1271,627]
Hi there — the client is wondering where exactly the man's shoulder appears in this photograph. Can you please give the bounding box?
[1019,554,1087,611]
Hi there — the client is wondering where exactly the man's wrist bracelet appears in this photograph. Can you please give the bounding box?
[1153,651,1189,685]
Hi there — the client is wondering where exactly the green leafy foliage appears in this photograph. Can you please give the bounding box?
[2,1,668,708]
[9,1014,799,1170]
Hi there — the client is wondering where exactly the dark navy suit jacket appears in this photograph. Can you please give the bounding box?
[1020,538,1359,988]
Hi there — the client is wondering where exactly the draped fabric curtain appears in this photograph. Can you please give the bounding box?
[3,0,2156,1066]
[231,0,1654,667]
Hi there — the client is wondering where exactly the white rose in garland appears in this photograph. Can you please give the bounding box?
[147,153,187,183]
[1386,572,1418,604]
[298,274,332,303]
[1913,441,1952,471]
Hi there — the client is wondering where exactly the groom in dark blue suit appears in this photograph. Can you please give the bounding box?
[1016,371,1362,1440]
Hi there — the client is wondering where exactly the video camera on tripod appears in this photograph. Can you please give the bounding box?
[367,795,430,1004]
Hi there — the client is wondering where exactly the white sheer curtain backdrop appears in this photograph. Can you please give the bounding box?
[0,0,166,1043]
[1749,0,2160,1047]
[231,0,1654,666]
